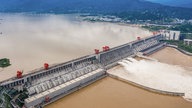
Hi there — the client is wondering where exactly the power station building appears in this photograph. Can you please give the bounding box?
[184,39,192,46]
[161,30,181,40]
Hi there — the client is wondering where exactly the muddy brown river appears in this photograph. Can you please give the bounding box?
[46,47,192,108]
[46,77,192,108]
[150,47,192,67]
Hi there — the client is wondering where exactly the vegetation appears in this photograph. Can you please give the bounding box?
[15,99,24,108]
[142,25,169,31]
[0,87,28,108]
[8,89,19,98]
[0,58,11,68]
[142,23,192,40]
[182,34,192,40]
[3,93,12,108]
[18,93,28,102]
[1,0,192,21]
[170,24,192,33]
[0,98,2,104]
[142,24,192,40]
[179,43,192,53]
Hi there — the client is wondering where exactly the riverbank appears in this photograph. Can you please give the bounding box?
[150,47,192,67]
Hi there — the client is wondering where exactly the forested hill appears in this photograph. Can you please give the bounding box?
[146,0,192,8]
[0,0,192,20]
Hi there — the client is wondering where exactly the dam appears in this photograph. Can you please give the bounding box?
[0,34,165,108]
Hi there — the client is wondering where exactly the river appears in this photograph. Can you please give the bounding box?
[0,14,151,81]
[46,48,192,108]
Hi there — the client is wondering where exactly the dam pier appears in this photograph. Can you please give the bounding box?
[0,34,165,108]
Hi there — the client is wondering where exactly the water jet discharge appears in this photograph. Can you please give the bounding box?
[116,57,192,101]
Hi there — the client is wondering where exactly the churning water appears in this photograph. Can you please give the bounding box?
[118,58,192,101]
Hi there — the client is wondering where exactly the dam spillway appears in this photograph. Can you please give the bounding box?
[0,34,165,108]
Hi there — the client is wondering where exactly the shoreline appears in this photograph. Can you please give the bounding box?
[166,44,192,56]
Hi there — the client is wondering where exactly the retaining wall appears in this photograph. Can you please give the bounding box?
[167,44,192,56]
[108,73,185,97]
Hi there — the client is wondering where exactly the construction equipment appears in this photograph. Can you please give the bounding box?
[44,63,49,70]
[137,37,141,40]
[102,46,110,52]
[17,71,23,78]
[94,49,100,54]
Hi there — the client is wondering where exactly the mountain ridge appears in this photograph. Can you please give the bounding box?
[146,0,192,8]
[0,0,192,20]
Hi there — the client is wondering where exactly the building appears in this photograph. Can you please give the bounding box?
[184,39,192,46]
[161,30,181,40]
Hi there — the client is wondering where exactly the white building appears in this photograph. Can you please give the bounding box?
[161,30,181,40]
[184,39,192,46]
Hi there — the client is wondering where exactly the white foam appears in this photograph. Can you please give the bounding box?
[122,60,132,65]
[118,59,192,101]
[118,62,127,67]
[126,57,138,63]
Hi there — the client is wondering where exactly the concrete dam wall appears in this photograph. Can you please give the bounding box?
[0,34,165,108]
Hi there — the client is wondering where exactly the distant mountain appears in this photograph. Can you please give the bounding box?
[146,0,192,8]
[0,0,163,13]
[0,0,192,20]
